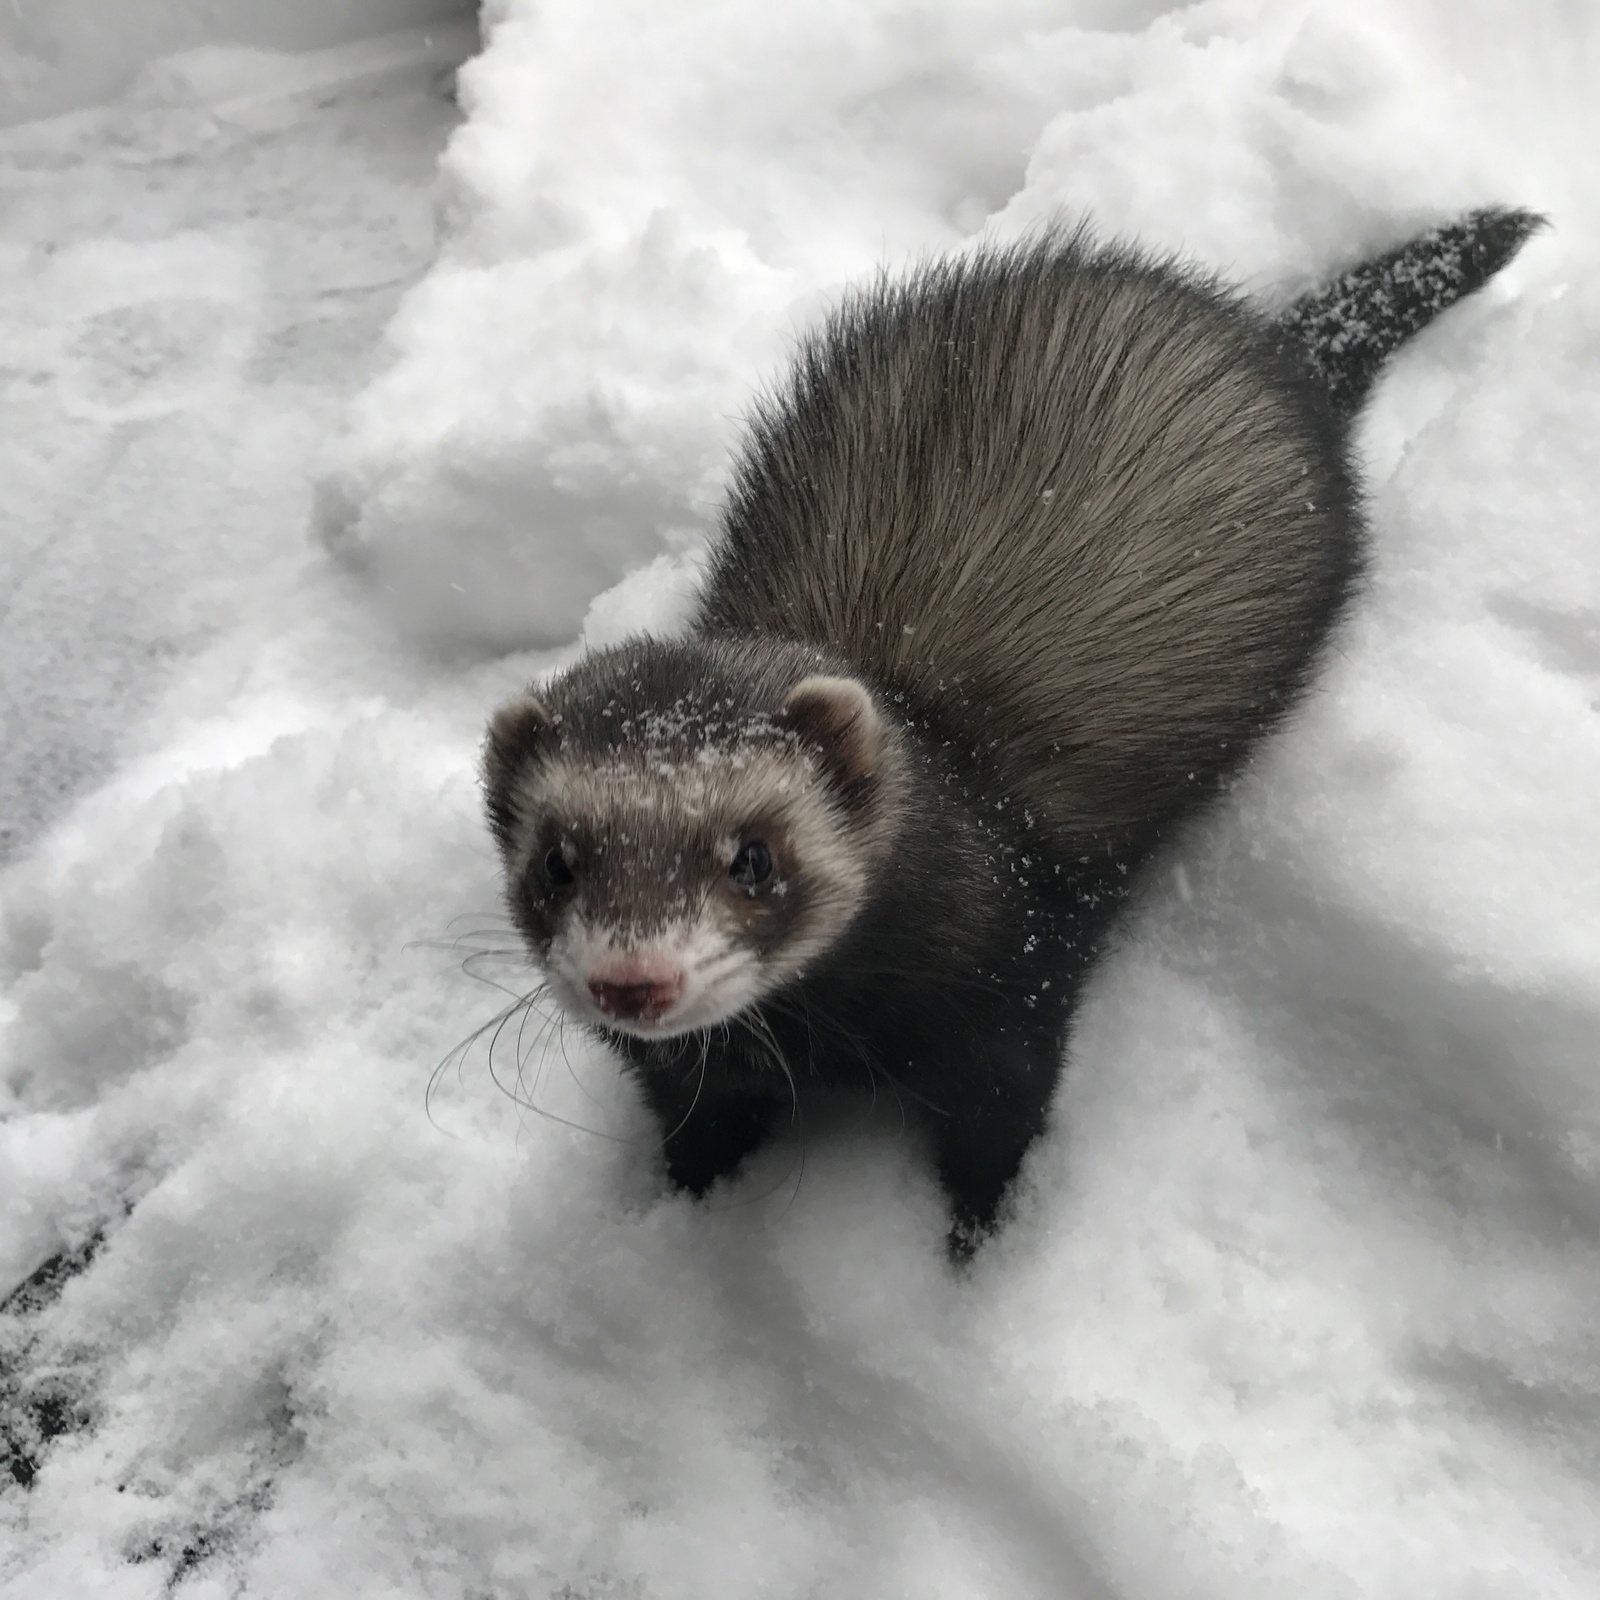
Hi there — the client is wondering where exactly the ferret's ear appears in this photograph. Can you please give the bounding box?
[483,696,556,836]
[780,675,885,809]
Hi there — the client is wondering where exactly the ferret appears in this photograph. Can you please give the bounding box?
[483,207,1542,1249]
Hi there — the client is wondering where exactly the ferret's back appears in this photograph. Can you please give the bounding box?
[696,231,1359,843]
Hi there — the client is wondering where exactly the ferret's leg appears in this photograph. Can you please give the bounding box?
[934,1030,1059,1255]
[639,1073,780,1195]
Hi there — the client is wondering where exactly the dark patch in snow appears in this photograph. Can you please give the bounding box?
[122,1369,309,1592]
[128,1480,277,1594]
[0,1227,106,1489]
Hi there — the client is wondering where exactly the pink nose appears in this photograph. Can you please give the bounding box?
[588,970,684,1022]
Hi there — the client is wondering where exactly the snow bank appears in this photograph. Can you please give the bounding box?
[4,2,1600,1596]
[316,0,1597,654]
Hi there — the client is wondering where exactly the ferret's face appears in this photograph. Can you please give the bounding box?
[483,673,897,1038]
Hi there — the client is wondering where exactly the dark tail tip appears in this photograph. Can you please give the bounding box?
[1275,206,1548,419]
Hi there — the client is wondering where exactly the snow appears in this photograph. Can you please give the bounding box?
[0,0,476,127]
[2,3,1598,1596]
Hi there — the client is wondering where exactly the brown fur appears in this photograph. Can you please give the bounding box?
[699,230,1358,843]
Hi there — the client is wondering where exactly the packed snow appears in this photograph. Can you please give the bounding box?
[3,2,1599,1596]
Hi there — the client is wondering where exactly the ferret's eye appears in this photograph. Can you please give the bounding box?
[729,840,773,889]
[544,844,576,889]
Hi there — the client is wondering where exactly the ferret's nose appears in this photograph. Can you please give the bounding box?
[588,970,684,1022]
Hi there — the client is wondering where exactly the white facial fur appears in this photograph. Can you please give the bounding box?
[495,708,904,1038]
[544,913,766,1038]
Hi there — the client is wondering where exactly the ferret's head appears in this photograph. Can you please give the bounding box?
[482,640,903,1038]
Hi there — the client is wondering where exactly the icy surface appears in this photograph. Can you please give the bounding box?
[3,3,1600,1597]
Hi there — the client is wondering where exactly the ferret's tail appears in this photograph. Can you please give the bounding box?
[1275,206,1546,418]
